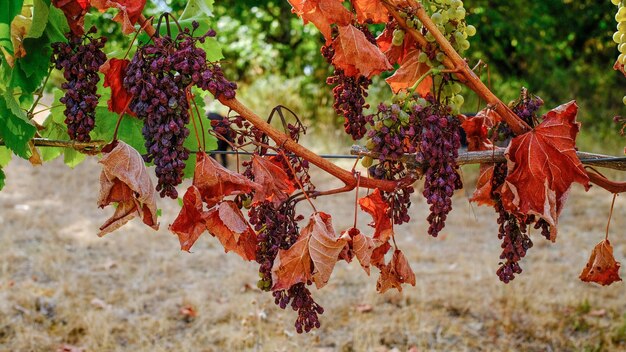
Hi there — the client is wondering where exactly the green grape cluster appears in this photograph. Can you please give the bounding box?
[612,0,626,105]
[418,0,476,114]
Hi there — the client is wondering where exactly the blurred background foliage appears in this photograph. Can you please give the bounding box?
[100,0,624,150]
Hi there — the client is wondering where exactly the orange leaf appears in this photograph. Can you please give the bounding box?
[170,186,209,252]
[271,212,346,290]
[100,58,134,116]
[52,0,90,35]
[343,227,377,275]
[499,101,590,241]
[97,141,159,236]
[376,249,416,293]
[579,239,622,286]
[469,164,496,207]
[352,0,388,24]
[460,108,500,152]
[91,0,147,34]
[309,212,347,288]
[385,49,432,94]
[250,155,296,206]
[193,152,261,208]
[371,241,391,269]
[206,201,257,261]
[287,0,352,42]
[359,188,393,242]
[332,25,393,78]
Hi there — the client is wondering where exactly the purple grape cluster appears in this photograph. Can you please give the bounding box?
[248,200,323,334]
[491,163,534,283]
[51,27,107,142]
[124,23,237,198]
[496,92,544,142]
[417,104,463,237]
[273,282,324,333]
[248,200,302,289]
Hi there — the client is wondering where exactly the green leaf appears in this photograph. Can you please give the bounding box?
[12,33,51,84]
[0,167,5,191]
[91,107,146,154]
[39,98,66,162]
[0,0,24,25]
[45,3,68,43]
[180,0,214,21]
[63,147,86,168]
[28,0,50,39]
[0,147,12,167]
[0,89,36,158]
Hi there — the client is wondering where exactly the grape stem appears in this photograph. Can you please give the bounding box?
[605,193,617,240]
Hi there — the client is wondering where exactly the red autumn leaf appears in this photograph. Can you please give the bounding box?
[352,0,388,24]
[332,25,393,78]
[52,0,90,35]
[271,212,347,290]
[205,201,257,261]
[250,155,296,206]
[470,164,496,207]
[499,101,591,241]
[343,227,377,275]
[91,0,147,34]
[287,0,352,42]
[97,141,159,236]
[359,188,393,242]
[579,239,622,286]
[376,249,416,293]
[100,58,135,116]
[461,108,500,152]
[371,240,391,269]
[170,186,209,252]
[193,152,261,208]
[385,49,432,95]
[614,59,626,78]
[376,23,417,65]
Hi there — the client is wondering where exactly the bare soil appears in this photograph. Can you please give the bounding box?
[1,157,625,352]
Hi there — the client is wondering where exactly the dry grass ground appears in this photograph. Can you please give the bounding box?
[1,156,626,352]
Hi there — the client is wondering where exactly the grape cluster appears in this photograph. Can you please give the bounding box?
[273,282,324,334]
[491,163,534,283]
[416,103,463,237]
[248,201,302,289]
[496,91,544,143]
[248,200,323,333]
[124,23,236,198]
[612,0,626,105]
[321,30,373,140]
[51,27,107,142]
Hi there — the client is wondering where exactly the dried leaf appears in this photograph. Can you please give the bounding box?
[352,0,388,24]
[287,0,352,42]
[91,0,147,34]
[385,49,432,94]
[250,155,296,206]
[97,141,158,236]
[51,0,90,35]
[579,239,622,286]
[10,12,31,60]
[332,24,393,78]
[100,58,134,116]
[170,186,209,252]
[206,201,257,261]
[359,188,393,242]
[371,241,391,269]
[309,212,347,289]
[461,108,500,152]
[343,227,376,275]
[271,227,314,291]
[470,164,496,207]
[193,152,261,208]
[271,212,346,290]
[499,101,591,241]
[376,249,416,293]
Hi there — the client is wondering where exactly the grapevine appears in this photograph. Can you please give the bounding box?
[0,0,625,337]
